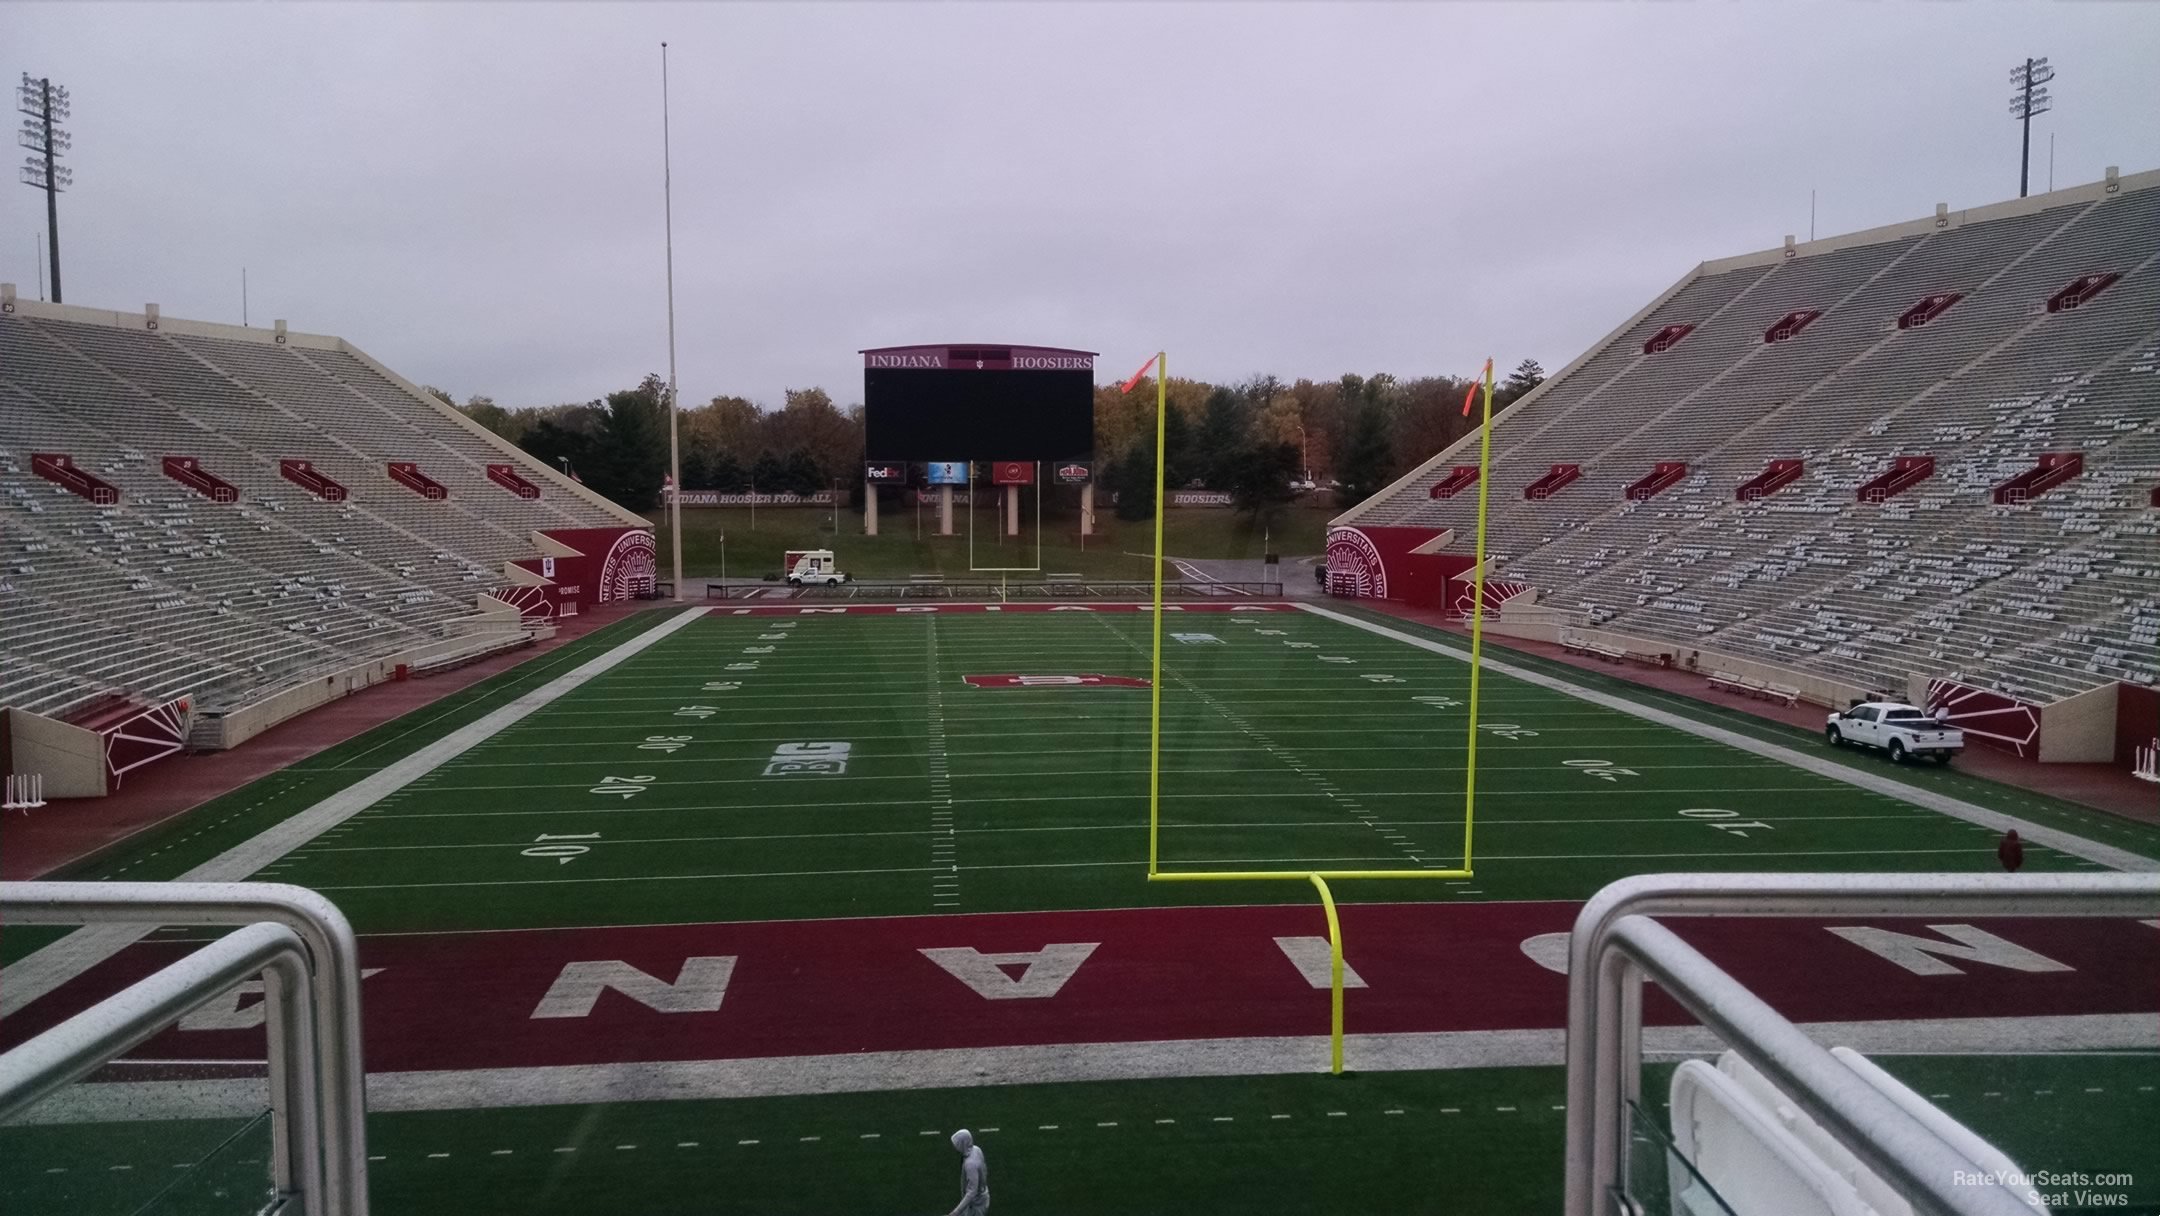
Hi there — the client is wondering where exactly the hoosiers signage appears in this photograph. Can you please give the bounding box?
[990,461,1035,486]
[963,674,1151,689]
[1055,461,1092,484]
[863,462,907,484]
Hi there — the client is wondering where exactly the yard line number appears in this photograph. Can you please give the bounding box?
[1678,807,1772,838]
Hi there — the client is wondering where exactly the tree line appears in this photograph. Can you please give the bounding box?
[431,358,1545,518]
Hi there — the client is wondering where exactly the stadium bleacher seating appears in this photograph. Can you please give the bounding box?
[1340,171,2160,708]
[0,303,646,731]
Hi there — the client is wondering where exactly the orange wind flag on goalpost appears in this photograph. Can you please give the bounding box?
[1461,358,1494,416]
[1120,353,1160,394]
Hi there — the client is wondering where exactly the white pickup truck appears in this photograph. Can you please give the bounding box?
[1825,701,1963,765]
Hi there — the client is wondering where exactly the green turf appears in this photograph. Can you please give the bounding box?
[10,603,2150,1216]
[650,503,1335,581]
[5,1068,1571,1216]
[229,607,2116,934]
[16,1056,2148,1215]
[0,609,678,966]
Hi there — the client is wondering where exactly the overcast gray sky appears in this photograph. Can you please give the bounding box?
[7,2,2157,411]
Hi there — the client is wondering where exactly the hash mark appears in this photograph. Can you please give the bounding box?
[1155,1118,1175,1125]
[490,1149,513,1156]
[799,1136,820,1143]
[553,1147,575,1154]
[1212,1116,1233,1123]
[677,1141,699,1148]
[738,1139,759,1146]
[427,1152,450,1159]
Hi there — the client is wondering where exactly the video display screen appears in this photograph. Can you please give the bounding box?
[864,368,1094,461]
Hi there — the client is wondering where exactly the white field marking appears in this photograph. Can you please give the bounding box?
[287,811,1937,858]
[302,846,1996,893]
[354,785,1876,827]
[369,758,1790,793]
[0,607,715,1018]
[1298,604,2157,873]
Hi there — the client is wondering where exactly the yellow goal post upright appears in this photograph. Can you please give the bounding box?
[1130,352,1500,1075]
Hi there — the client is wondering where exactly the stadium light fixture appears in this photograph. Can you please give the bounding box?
[16,73,70,302]
[2007,57,2056,199]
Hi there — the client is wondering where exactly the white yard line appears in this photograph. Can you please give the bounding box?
[0,608,714,1018]
[12,1013,2151,1123]
[1298,604,2156,873]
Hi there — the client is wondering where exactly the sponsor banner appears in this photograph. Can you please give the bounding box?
[666,490,836,507]
[924,461,970,486]
[1171,490,1233,507]
[862,346,1096,371]
[863,462,907,484]
[1054,461,1092,484]
[990,461,1036,486]
[962,673,1151,689]
[908,489,978,506]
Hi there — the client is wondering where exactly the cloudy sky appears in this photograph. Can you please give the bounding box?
[6,3,2157,411]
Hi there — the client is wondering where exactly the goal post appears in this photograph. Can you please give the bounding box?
[1131,351,1502,1073]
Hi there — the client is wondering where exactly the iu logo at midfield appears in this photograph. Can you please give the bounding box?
[963,674,1151,689]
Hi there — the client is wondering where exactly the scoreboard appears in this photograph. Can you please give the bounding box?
[862,345,1096,462]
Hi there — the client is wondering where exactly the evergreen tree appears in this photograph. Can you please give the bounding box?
[781,449,824,495]
[750,451,787,495]
[1497,358,1547,406]
[709,451,748,493]
[1193,386,1247,489]
[1227,441,1300,520]
[1335,400,1395,505]
[1111,444,1155,521]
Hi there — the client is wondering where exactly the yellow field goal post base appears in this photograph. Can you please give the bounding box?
[1133,353,1502,1075]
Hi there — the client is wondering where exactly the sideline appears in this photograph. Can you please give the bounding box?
[0,608,714,1017]
[1297,603,2158,873]
[9,1012,2150,1122]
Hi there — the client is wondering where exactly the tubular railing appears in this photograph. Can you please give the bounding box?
[1563,872,2160,1216]
[0,882,369,1216]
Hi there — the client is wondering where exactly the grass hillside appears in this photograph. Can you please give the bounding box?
[649,503,1336,581]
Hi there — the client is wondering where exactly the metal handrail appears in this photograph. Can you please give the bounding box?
[0,881,369,1216]
[1563,872,2160,1216]
[0,921,324,1210]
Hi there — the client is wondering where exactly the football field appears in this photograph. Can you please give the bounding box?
[247,602,2117,930]
[5,603,2157,1216]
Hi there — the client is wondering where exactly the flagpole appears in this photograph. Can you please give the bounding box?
[661,40,684,603]
[1462,359,1496,874]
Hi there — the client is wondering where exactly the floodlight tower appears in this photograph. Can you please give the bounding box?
[17,74,71,303]
[2007,57,2054,199]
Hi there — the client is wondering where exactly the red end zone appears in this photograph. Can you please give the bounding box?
[4,903,2153,1076]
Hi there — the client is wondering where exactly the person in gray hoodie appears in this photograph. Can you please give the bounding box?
[946,1128,990,1216]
